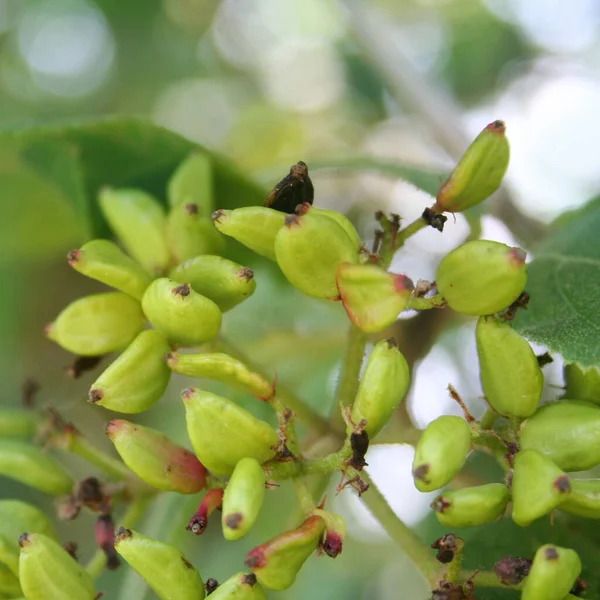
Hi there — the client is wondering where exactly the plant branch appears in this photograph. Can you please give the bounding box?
[359,471,440,586]
[333,325,367,428]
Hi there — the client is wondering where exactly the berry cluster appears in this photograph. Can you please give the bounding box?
[0,121,596,599]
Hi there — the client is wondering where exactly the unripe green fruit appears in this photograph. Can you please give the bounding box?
[222,457,266,541]
[67,239,153,300]
[99,187,170,275]
[0,410,38,438]
[274,212,359,299]
[511,449,570,527]
[46,292,146,356]
[521,544,581,600]
[519,400,600,471]
[183,388,279,476]
[558,478,600,518]
[431,483,510,528]
[351,338,410,439]
[299,204,362,250]
[435,120,510,213]
[19,533,96,600]
[209,572,267,600]
[476,316,543,417]
[106,420,206,493]
[89,329,171,413]
[245,515,325,590]
[170,255,256,312]
[212,207,285,260]
[564,362,600,405]
[168,152,213,211]
[0,441,72,495]
[412,416,471,492]
[166,352,272,400]
[114,528,205,600]
[436,240,527,316]
[312,509,346,558]
[336,263,414,333]
[0,534,19,576]
[0,500,58,577]
[0,560,20,597]
[0,500,58,544]
[166,202,224,264]
[142,278,222,346]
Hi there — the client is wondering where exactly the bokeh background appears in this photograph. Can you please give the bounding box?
[1,0,600,598]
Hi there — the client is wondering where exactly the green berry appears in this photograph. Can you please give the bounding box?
[67,239,153,300]
[142,278,222,346]
[0,410,39,439]
[0,500,58,579]
[312,509,346,558]
[274,212,359,299]
[170,255,256,312]
[476,316,543,417]
[106,419,207,493]
[300,204,362,250]
[212,207,285,260]
[222,457,266,541]
[168,152,213,212]
[519,400,600,471]
[511,449,570,527]
[19,533,97,600]
[0,500,58,544]
[245,515,325,590]
[435,120,510,213]
[99,187,170,275]
[89,329,171,413]
[558,478,600,518]
[165,351,272,400]
[166,202,224,264]
[0,441,72,495]
[412,416,471,492]
[564,361,600,405]
[431,483,510,528]
[336,263,414,333]
[351,338,410,439]
[46,292,146,356]
[114,528,205,600]
[208,572,267,600]
[521,544,581,600]
[182,388,279,476]
[436,240,527,316]
[0,561,21,597]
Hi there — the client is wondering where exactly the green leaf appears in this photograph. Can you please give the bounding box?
[0,117,265,263]
[514,198,600,366]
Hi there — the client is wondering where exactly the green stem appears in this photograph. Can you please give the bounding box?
[465,569,522,590]
[214,336,336,438]
[85,496,150,580]
[265,439,352,480]
[406,293,446,311]
[293,478,316,514]
[56,429,134,482]
[396,217,428,246]
[480,408,499,431]
[446,538,465,584]
[333,325,367,426]
[360,471,440,586]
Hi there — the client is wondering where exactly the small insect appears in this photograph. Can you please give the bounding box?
[264,161,314,214]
